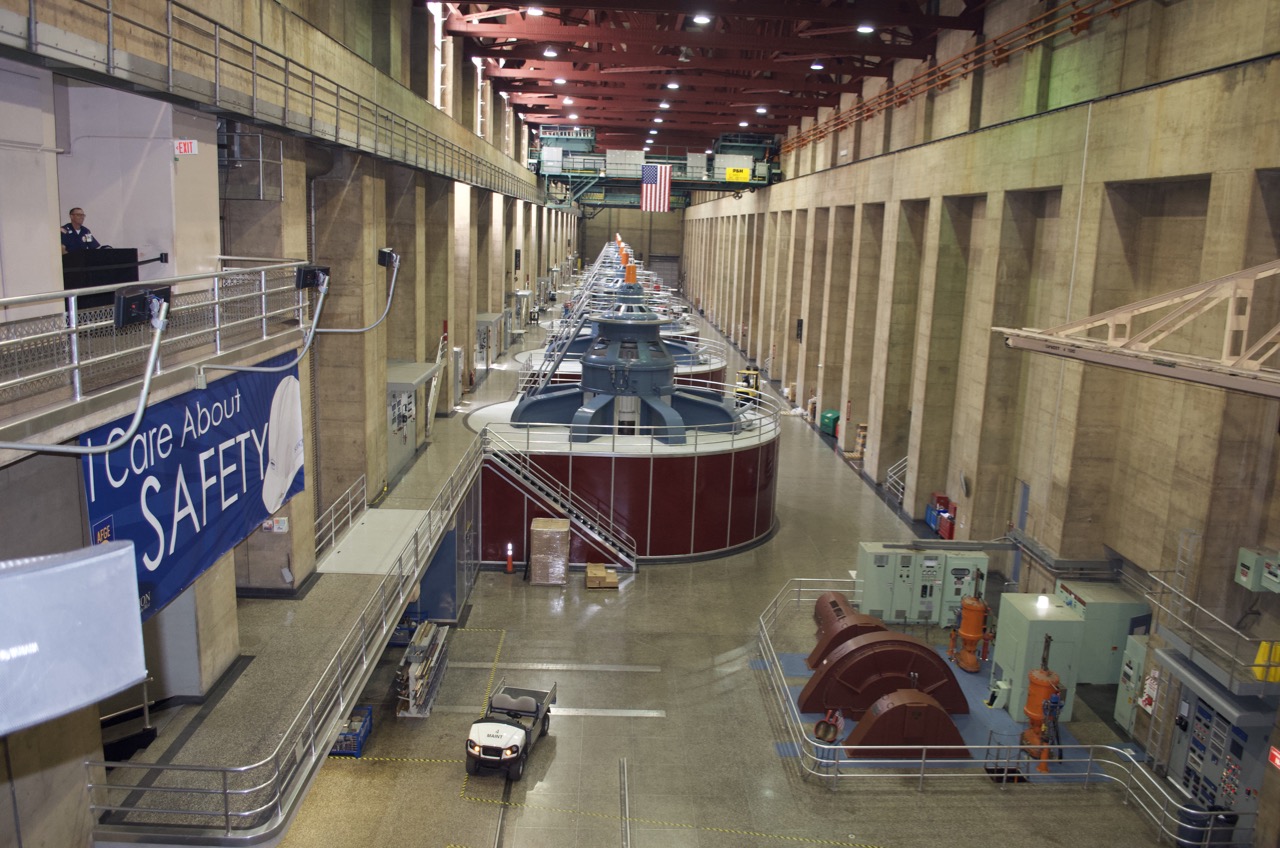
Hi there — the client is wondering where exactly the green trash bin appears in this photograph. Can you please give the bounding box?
[819,409,840,436]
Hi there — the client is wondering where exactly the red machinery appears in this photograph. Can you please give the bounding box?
[798,630,970,719]
[807,591,886,669]
[842,690,970,759]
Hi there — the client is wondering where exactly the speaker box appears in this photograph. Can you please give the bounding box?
[0,541,146,735]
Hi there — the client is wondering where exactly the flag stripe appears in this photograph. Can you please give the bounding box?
[640,164,671,212]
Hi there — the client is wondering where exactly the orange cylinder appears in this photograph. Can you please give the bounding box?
[1024,667,1060,726]
[620,247,629,266]
[625,263,637,284]
[955,596,987,672]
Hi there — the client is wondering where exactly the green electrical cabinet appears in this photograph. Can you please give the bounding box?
[819,409,839,436]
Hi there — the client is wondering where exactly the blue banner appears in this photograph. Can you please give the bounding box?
[80,354,305,620]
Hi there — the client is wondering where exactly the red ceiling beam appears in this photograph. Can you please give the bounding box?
[450,3,980,31]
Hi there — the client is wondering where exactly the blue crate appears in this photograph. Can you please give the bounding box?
[329,705,373,757]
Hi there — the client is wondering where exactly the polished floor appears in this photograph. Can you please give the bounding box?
[271,315,1165,848]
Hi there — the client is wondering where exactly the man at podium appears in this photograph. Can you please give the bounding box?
[60,207,106,253]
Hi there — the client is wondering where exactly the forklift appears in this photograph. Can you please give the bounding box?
[734,368,761,407]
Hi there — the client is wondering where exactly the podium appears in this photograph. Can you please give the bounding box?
[63,248,139,309]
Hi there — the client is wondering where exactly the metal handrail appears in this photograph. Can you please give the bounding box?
[0,260,307,421]
[885,455,908,503]
[313,475,368,558]
[756,578,1257,846]
[1145,570,1280,693]
[482,427,638,570]
[87,436,487,842]
[0,0,540,203]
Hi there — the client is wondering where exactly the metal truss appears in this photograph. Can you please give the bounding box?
[995,259,1280,398]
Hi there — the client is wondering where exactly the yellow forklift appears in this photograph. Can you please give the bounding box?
[734,368,761,406]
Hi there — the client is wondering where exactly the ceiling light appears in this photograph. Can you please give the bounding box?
[643,146,651,152]
[692,13,711,24]
[755,106,767,114]
[810,61,824,70]
[857,23,875,34]
[666,81,680,90]
[653,117,663,123]
[527,6,544,15]
[705,148,713,154]
[554,77,566,84]
[659,101,671,109]
[543,46,558,58]
[568,113,578,120]
[648,129,658,135]
[738,121,749,127]
[563,97,574,104]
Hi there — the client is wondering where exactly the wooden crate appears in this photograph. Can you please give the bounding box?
[585,563,619,589]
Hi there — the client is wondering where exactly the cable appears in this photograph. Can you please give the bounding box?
[198,276,331,383]
[0,299,170,457]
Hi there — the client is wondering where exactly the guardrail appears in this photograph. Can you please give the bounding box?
[0,259,307,417]
[87,437,485,843]
[487,376,784,455]
[756,579,1255,847]
[1145,570,1280,696]
[515,335,731,393]
[314,475,367,558]
[0,0,540,202]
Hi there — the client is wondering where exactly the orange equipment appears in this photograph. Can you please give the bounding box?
[955,596,988,673]
[625,263,637,284]
[1020,635,1062,773]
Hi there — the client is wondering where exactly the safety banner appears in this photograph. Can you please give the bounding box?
[79,354,305,620]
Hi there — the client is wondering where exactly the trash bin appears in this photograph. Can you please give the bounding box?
[1206,806,1238,847]
[819,409,840,436]
[1175,804,1211,848]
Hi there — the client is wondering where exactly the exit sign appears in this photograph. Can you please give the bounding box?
[173,139,198,155]
[1270,746,1280,770]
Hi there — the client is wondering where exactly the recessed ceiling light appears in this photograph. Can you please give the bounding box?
[666,82,680,90]
[554,77,566,84]
[649,129,658,135]
[738,121,749,127]
[527,7,544,15]
[653,117,663,123]
[705,148,713,154]
[568,113,578,120]
[563,97,574,104]
[643,146,651,151]
[543,46,558,58]
[755,106,767,114]
[857,23,875,34]
[659,101,671,109]
[810,61,824,70]
[692,13,711,24]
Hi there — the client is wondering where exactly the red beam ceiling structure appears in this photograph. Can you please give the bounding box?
[445,3,985,151]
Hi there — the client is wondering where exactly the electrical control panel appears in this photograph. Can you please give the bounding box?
[1159,648,1274,822]
[1235,547,1279,592]
[1112,634,1148,736]
[855,544,987,625]
[1053,580,1150,684]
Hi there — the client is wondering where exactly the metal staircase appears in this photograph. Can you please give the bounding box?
[522,253,616,396]
[481,428,638,571]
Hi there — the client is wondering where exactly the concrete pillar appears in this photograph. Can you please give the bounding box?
[312,150,388,497]
[796,207,829,416]
[222,134,316,593]
[424,174,453,414]
[3,708,102,848]
[838,203,883,454]
[864,199,926,482]
[817,206,852,420]
[453,183,476,393]
[386,164,429,448]
[781,209,808,397]
[904,196,976,520]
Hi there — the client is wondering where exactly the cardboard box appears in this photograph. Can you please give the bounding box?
[586,563,619,589]
[529,518,570,585]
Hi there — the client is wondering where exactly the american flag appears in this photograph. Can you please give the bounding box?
[640,164,671,212]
